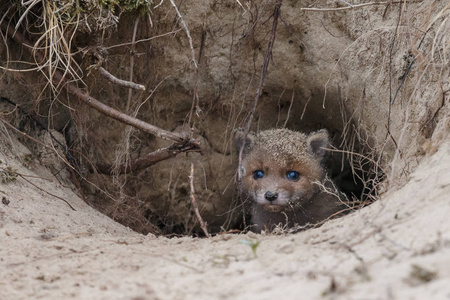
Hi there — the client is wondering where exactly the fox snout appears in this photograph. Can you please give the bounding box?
[254,188,291,207]
[264,191,278,202]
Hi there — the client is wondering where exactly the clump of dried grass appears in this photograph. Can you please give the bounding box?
[0,0,166,234]
[1,0,152,93]
[3,0,445,237]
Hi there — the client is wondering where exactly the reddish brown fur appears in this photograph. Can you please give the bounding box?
[235,128,345,232]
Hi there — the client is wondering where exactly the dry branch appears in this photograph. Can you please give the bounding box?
[2,22,201,150]
[189,163,211,238]
[299,1,421,12]
[105,28,182,50]
[237,0,282,180]
[94,143,199,175]
[127,17,140,112]
[98,67,145,91]
[16,172,76,211]
[169,0,198,68]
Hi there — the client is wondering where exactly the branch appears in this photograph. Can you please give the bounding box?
[105,28,182,50]
[189,163,210,237]
[98,66,145,91]
[17,173,76,211]
[126,17,140,112]
[237,0,282,180]
[169,0,198,68]
[299,1,421,12]
[2,23,199,148]
[94,143,199,175]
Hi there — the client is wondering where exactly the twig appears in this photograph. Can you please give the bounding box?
[6,168,53,182]
[386,0,403,138]
[98,67,145,91]
[389,57,431,183]
[189,163,210,237]
[2,22,200,148]
[0,97,83,175]
[391,28,430,104]
[105,29,182,50]
[0,113,86,180]
[169,0,198,68]
[0,116,51,149]
[18,174,76,211]
[238,0,282,180]
[300,95,312,120]
[338,0,355,7]
[283,89,295,127]
[127,17,140,112]
[94,143,199,175]
[235,0,247,14]
[299,1,421,12]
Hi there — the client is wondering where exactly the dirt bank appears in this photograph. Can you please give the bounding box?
[1,130,449,299]
[1,1,450,299]
[1,0,448,234]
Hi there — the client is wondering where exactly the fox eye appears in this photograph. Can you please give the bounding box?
[286,171,300,181]
[253,170,265,180]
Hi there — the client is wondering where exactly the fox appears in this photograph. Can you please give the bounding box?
[234,128,346,232]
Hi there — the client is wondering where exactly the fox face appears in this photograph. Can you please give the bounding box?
[243,155,317,212]
[235,128,329,213]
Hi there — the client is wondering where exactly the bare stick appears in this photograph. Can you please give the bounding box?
[105,29,181,50]
[105,28,181,49]
[127,17,140,112]
[94,143,199,175]
[389,58,431,183]
[98,67,145,91]
[337,0,355,7]
[3,23,199,148]
[299,1,421,12]
[189,163,210,237]
[17,174,76,211]
[238,0,282,180]
[169,0,198,68]
[283,89,295,127]
[1,167,53,182]
[0,117,52,149]
[300,95,311,120]
[65,75,187,142]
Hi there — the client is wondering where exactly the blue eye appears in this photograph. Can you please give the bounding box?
[286,171,300,181]
[253,170,265,180]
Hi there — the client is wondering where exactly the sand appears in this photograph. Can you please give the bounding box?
[1,131,449,300]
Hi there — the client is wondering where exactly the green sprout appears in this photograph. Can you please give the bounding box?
[239,240,261,258]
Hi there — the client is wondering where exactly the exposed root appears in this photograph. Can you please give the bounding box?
[2,22,200,148]
[189,163,211,238]
[98,67,145,91]
[94,143,201,175]
[237,0,282,181]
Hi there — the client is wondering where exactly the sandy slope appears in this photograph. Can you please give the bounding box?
[1,133,450,300]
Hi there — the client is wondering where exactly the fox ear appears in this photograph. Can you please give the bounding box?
[234,129,255,157]
[307,129,329,159]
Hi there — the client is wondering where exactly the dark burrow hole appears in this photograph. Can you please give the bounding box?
[233,92,385,236]
[96,87,384,237]
[1,84,385,238]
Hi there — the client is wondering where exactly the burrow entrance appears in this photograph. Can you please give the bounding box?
[2,0,445,237]
[1,84,384,237]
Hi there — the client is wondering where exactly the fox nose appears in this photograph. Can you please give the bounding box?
[264,191,278,202]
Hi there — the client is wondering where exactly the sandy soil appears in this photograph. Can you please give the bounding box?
[1,130,449,300]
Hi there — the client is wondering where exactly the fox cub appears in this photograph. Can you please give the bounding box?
[235,128,346,232]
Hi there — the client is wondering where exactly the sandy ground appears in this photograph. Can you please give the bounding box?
[1,132,450,300]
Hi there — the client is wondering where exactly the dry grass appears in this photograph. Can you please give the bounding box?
[1,0,448,237]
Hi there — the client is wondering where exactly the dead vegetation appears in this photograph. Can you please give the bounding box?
[0,0,448,236]
[0,165,17,183]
